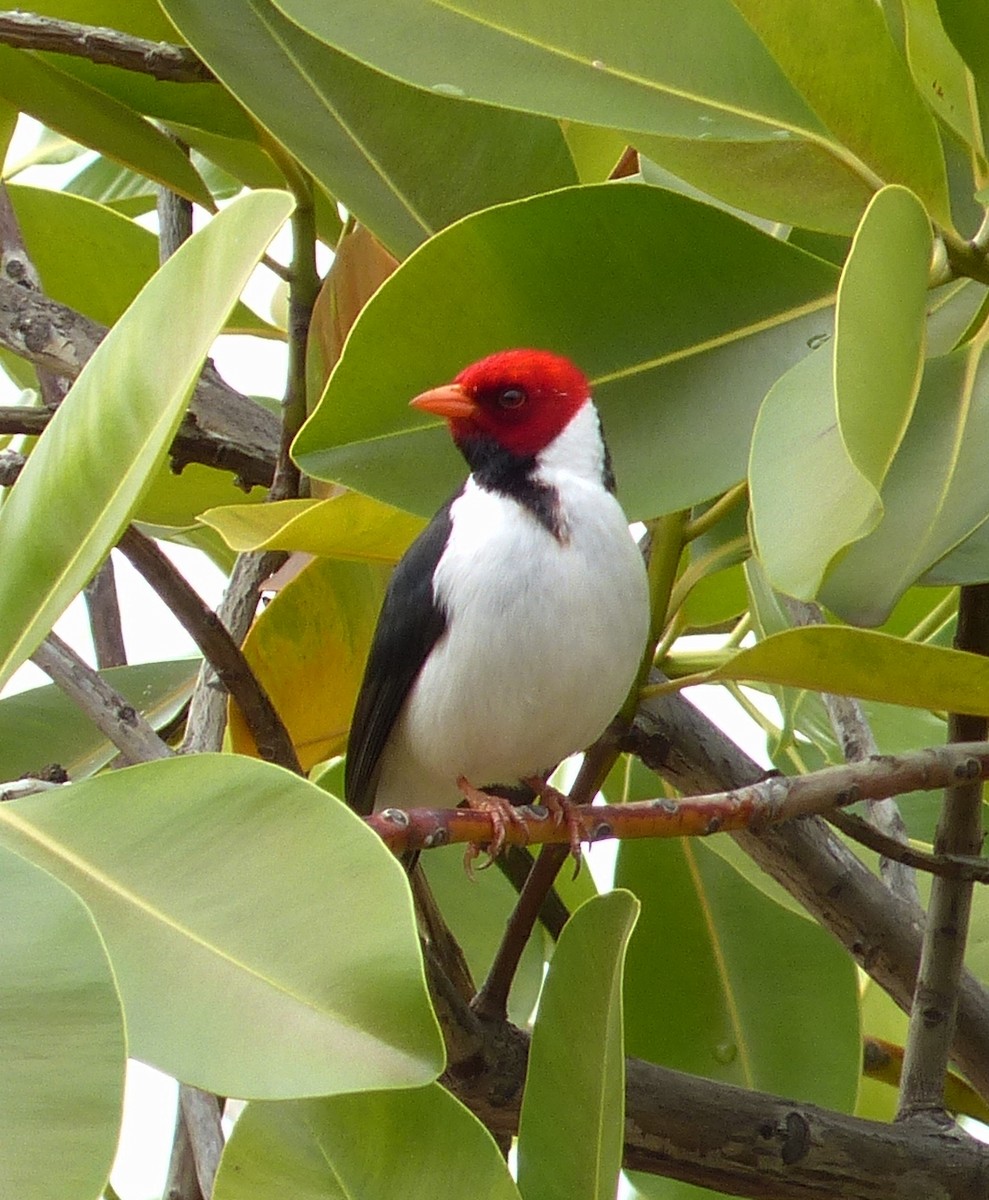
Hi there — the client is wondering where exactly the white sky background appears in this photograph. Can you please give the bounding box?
[2,118,777,1197]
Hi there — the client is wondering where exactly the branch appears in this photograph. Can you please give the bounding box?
[625,688,989,1105]
[365,740,989,854]
[428,950,989,1199]
[898,583,989,1123]
[829,809,989,882]
[30,632,172,765]
[267,155,320,501]
[0,10,215,83]
[117,527,300,774]
[82,557,127,668]
[0,277,279,488]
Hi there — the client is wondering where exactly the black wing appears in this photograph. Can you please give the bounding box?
[343,495,457,815]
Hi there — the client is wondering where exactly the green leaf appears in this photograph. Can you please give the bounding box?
[161,0,577,258]
[819,341,989,624]
[713,625,989,714]
[0,658,199,782]
[273,0,943,231]
[201,493,424,560]
[729,0,949,226]
[294,183,838,521]
[0,755,444,1098]
[421,848,547,1027]
[936,0,989,142]
[517,890,639,1200]
[617,831,860,1109]
[900,0,984,156]
[750,347,880,597]
[0,845,125,1200]
[214,1086,521,1200]
[835,186,931,488]
[0,188,292,690]
[8,183,280,335]
[0,45,212,204]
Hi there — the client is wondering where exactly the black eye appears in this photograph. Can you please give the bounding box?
[497,387,527,409]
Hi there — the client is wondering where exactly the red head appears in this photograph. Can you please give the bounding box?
[410,349,590,459]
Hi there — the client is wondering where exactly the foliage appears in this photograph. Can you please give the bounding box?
[1,2,989,1198]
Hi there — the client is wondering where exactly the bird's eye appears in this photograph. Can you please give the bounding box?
[497,387,527,409]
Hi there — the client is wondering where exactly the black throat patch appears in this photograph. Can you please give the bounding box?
[458,433,569,543]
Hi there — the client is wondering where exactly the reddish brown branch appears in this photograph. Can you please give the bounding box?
[117,527,301,774]
[366,740,989,855]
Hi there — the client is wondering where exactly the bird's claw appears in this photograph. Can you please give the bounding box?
[523,776,586,870]
[457,776,530,872]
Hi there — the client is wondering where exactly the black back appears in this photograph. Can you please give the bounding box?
[343,495,456,815]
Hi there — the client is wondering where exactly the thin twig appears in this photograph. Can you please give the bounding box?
[30,632,172,765]
[785,597,920,905]
[0,11,214,83]
[829,810,989,882]
[269,156,320,501]
[117,527,300,773]
[897,583,989,1124]
[83,558,127,668]
[157,138,195,264]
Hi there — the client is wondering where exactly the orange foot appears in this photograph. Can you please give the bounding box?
[456,775,530,870]
[523,775,586,863]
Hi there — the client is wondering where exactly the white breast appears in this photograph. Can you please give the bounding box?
[373,404,649,811]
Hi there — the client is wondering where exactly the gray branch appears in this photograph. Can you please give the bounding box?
[898,583,989,1122]
[0,276,279,488]
[30,632,171,764]
[0,10,214,83]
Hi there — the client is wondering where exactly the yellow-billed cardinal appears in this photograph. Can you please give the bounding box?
[345,349,650,855]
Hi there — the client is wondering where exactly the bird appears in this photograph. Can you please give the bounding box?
[344,348,650,859]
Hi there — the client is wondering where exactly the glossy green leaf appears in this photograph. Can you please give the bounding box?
[750,347,880,597]
[0,46,212,204]
[729,0,949,226]
[273,0,928,231]
[162,0,577,257]
[214,1086,521,1200]
[936,0,989,140]
[922,514,989,585]
[8,184,280,335]
[0,189,292,690]
[901,0,984,155]
[135,462,267,530]
[517,890,639,1200]
[819,342,989,623]
[617,831,860,1108]
[202,493,424,560]
[713,625,989,714]
[295,184,838,521]
[0,845,125,1200]
[0,658,199,782]
[835,186,931,488]
[0,755,444,1098]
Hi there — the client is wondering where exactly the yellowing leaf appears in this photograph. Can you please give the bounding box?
[202,492,424,561]
[231,557,389,769]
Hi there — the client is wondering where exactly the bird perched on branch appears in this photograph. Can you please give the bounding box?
[344,349,650,858]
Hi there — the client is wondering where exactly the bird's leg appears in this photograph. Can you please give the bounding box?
[522,774,586,862]
[456,775,530,868]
